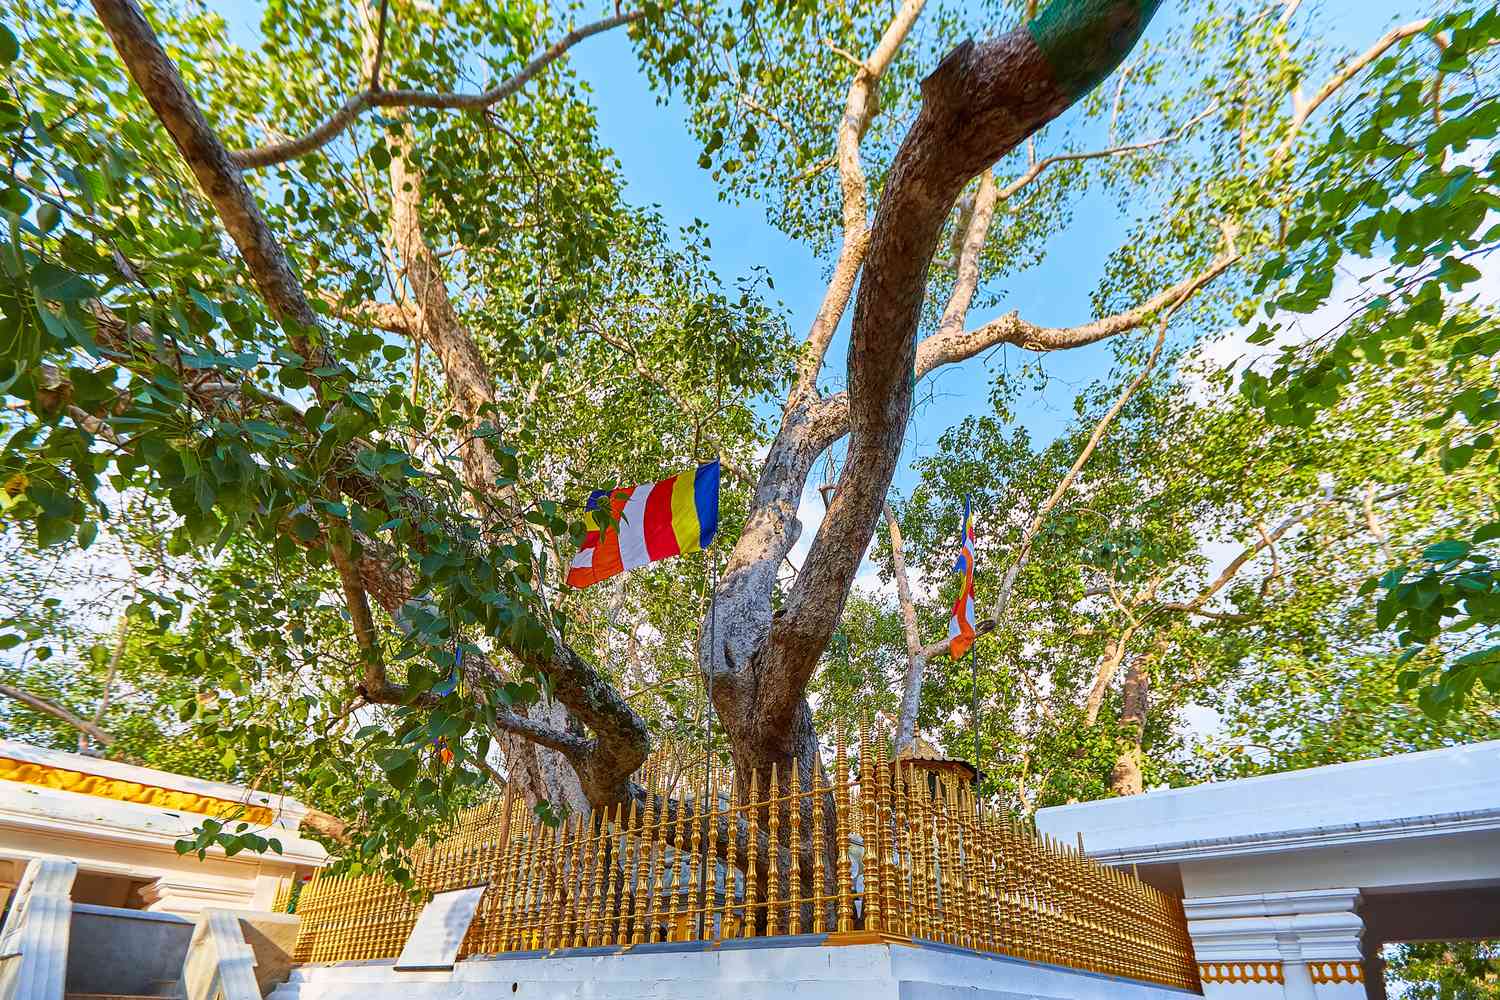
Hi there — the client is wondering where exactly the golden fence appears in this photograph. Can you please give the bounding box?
[289,726,1199,991]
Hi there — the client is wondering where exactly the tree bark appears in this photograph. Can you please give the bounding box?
[1108,655,1149,795]
[704,0,1162,794]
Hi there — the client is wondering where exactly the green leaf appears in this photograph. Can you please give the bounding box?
[1422,539,1470,563]
[0,24,17,67]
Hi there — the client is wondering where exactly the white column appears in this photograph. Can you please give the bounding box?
[0,857,78,1000]
[182,909,265,1000]
[1187,890,1366,1000]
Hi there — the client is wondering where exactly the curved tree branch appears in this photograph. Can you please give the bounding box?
[767,0,1164,740]
[790,0,929,405]
[0,683,117,747]
[230,11,644,170]
[1273,18,1431,162]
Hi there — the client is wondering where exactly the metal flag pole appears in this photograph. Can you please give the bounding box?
[970,639,982,816]
[697,540,720,940]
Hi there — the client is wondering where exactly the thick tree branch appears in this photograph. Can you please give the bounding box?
[319,292,414,335]
[790,0,928,405]
[90,0,325,341]
[230,11,644,170]
[916,245,1237,372]
[769,0,1162,738]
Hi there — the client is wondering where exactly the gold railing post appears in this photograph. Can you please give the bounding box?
[718,776,738,940]
[788,762,803,936]
[811,762,827,934]
[834,729,853,934]
[704,780,721,941]
[644,793,666,944]
[858,718,880,934]
[767,763,783,937]
[742,767,760,938]
[667,791,689,941]
[631,797,651,945]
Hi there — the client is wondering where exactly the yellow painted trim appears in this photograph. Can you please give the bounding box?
[1309,961,1364,984]
[1199,962,1285,984]
[0,756,276,826]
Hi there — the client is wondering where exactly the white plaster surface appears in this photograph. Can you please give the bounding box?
[0,857,77,1000]
[1033,740,1500,865]
[0,739,311,830]
[395,884,487,971]
[270,941,1198,1000]
[0,741,327,916]
[183,907,268,1000]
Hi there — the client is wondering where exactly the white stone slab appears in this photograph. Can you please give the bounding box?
[393,884,486,972]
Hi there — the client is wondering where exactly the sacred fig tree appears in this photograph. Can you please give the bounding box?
[0,0,1472,864]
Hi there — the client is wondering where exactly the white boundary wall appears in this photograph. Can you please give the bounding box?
[271,939,1200,1000]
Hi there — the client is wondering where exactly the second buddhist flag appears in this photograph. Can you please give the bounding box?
[565,461,720,589]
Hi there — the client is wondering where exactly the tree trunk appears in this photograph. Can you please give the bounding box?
[1108,655,1149,796]
[704,0,1161,799]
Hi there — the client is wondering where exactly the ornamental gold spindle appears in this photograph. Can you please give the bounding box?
[524,814,545,950]
[719,772,738,939]
[874,727,893,935]
[704,780,721,940]
[668,792,689,941]
[684,791,699,941]
[811,762,827,934]
[742,767,760,938]
[788,762,803,936]
[607,801,628,947]
[834,729,853,934]
[960,784,978,951]
[566,813,586,949]
[941,781,959,946]
[766,762,782,937]
[899,763,922,941]
[498,811,525,952]
[574,810,595,948]
[985,809,1005,955]
[618,798,637,945]
[588,806,610,947]
[891,759,910,940]
[857,718,880,934]
[537,823,558,950]
[644,795,666,943]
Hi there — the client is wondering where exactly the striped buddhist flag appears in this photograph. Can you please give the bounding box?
[948,496,977,659]
[566,461,720,589]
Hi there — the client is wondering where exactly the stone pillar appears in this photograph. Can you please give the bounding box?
[1187,890,1366,1000]
[0,857,78,1000]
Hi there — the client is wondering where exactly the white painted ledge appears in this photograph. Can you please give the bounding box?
[271,939,1200,1000]
[1035,739,1500,863]
[0,739,313,832]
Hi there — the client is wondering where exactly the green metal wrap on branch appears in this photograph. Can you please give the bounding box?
[1027,0,1163,99]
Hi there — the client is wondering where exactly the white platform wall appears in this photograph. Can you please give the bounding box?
[271,939,1200,1000]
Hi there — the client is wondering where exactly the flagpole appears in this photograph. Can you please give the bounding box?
[970,640,980,814]
[697,541,719,939]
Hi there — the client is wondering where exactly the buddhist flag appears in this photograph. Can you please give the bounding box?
[566,461,720,589]
[948,496,977,659]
